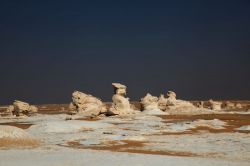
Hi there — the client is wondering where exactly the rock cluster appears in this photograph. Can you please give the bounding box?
[160,91,195,111]
[223,101,242,110]
[208,99,222,110]
[69,91,107,117]
[108,83,135,115]
[140,91,195,114]
[6,100,38,116]
[140,93,165,115]
[2,84,245,118]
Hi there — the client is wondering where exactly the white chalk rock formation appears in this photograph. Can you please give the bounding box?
[0,125,38,147]
[197,101,204,108]
[158,94,168,110]
[223,101,242,110]
[141,93,159,110]
[141,93,166,115]
[6,100,38,116]
[224,101,235,109]
[6,105,14,113]
[162,91,195,111]
[70,91,107,117]
[208,99,222,110]
[109,83,134,115]
[166,91,177,104]
[0,125,31,139]
[235,103,242,109]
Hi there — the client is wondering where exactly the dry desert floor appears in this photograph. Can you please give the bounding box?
[0,102,250,166]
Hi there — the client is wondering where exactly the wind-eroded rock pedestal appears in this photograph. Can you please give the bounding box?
[108,83,136,115]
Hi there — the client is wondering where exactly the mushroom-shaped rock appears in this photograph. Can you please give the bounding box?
[108,83,135,115]
[7,100,38,117]
[70,91,107,117]
[112,83,127,96]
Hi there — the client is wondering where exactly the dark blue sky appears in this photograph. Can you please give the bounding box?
[0,0,250,104]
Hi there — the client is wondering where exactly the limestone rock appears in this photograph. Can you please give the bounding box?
[29,105,38,112]
[7,100,38,117]
[161,91,195,111]
[208,99,222,110]
[70,91,107,117]
[224,101,235,109]
[140,93,166,115]
[197,101,204,108]
[158,94,168,110]
[112,83,127,96]
[235,103,242,109]
[6,105,14,113]
[141,93,159,111]
[0,125,31,139]
[166,91,177,102]
[108,83,134,115]
[223,101,242,110]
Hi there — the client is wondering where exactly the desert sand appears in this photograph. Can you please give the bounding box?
[0,102,250,166]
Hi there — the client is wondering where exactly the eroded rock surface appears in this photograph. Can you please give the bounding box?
[224,101,235,109]
[141,93,159,111]
[6,100,38,117]
[159,91,195,111]
[208,99,222,110]
[70,91,107,117]
[0,125,31,139]
[140,93,166,115]
[108,83,135,115]
[158,94,168,110]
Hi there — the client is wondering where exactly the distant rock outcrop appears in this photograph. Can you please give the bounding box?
[223,101,242,110]
[161,91,195,111]
[108,83,135,115]
[235,103,242,109]
[141,93,159,111]
[208,99,222,110]
[6,100,38,117]
[196,101,204,108]
[224,101,235,109]
[69,91,107,117]
[141,93,166,115]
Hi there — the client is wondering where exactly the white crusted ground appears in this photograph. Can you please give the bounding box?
[0,111,249,166]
